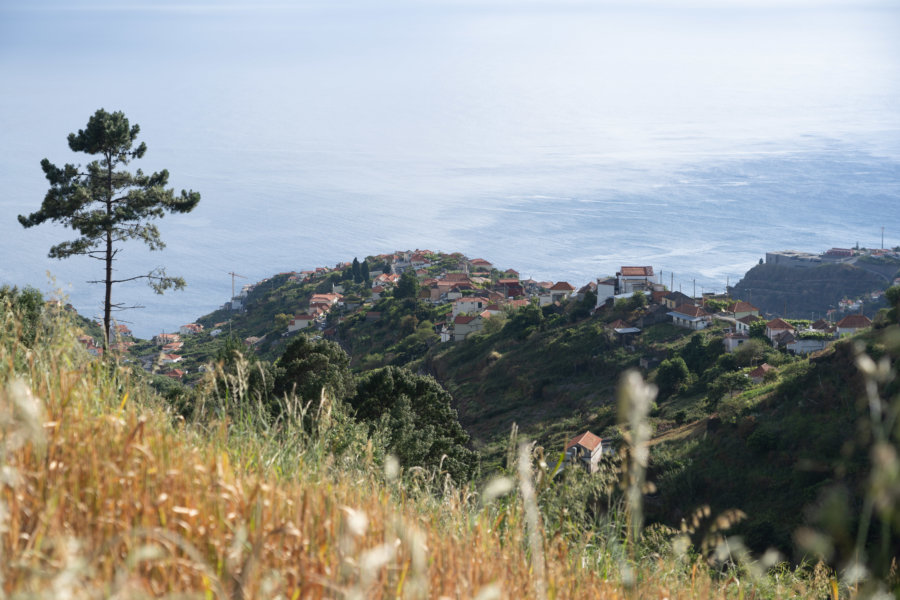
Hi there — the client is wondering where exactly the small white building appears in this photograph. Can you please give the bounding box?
[835,314,872,337]
[451,296,490,317]
[565,431,604,473]
[723,332,750,352]
[288,314,316,332]
[595,277,618,306]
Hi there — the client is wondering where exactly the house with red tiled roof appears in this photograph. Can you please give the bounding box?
[668,304,711,330]
[506,298,530,310]
[162,341,184,353]
[310,293,343,306]
[726,301,760,320]
[565,431,604,473]
[179,323,203,336]
[765,318,794,341]
[552,281,576,300]
[163,369,185,380]
[736,314,764,334]
[836,314,872,336]
[539,281,576,305]
[443,272,471,284]
[617,266,657,294]
[109,323,132,339]
[452,314,483,340]
[468,258,493,271]
[748,363,776,384]
[153,333,181,346]
[811,318,833,332]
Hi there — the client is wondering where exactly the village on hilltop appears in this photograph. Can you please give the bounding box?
[76,246,898,384]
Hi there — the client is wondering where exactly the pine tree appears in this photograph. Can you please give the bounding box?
[351,257,362,283]
[18,109,200,347]
[360,259,370,283]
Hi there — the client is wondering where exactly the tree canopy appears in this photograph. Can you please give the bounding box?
[273,335,354,404]
[349,366,477,483]
[394,270,419,300]
[18,109,200,346]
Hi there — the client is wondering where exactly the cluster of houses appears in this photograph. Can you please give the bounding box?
[269,252,882,349]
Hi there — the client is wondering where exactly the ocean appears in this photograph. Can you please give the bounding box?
[1,1,899,338]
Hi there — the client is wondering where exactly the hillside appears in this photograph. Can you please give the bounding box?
[90,249,900,587]
[730,261,894,319]
[2,286,857,598]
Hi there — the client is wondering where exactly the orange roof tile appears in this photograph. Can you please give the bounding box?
[565,431,603,452]
[836,314,872,329]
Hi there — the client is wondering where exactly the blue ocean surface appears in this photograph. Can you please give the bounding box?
[1,1,898,338]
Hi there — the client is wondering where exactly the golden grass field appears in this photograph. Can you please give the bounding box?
[0,302,853,598]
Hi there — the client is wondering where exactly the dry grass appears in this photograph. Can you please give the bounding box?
[0,306,842,598]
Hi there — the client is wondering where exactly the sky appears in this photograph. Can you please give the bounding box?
[1,0,899,336]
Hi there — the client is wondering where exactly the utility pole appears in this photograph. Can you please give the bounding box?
[226,271,247,337]
[882,226,885,250]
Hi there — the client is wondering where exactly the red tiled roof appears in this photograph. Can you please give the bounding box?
[766,318,794,330]
[565,431,603,452]
[836,314,872,329]
[672,304,709,318]
[749,363,775,378]
[811,318,831,330]
[619,266,654,277]
[737,315,763,324]
[608,319,630,329]
[728,301,758,313]
[550,281,576,291]
[454,315,477,325]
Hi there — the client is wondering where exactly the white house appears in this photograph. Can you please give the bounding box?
[617,266,657,294]
[835,314,872,336]
[765,318,795,341]
[723,332,750,352]
[179,323,203,336]
[727,301,760,320]
[287,314,316,332]
[565,431,603,473]
[786,337,830,355]
[668,304,711,330]
[549,281,576,303]
[452,315,483,340]
[468,258,493,271]
[451,296,490,317]
[595,277,618,306]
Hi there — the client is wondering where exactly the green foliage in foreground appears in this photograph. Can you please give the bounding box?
[350,366,478,483]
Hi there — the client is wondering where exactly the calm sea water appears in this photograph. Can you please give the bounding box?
[1,1,899,338]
